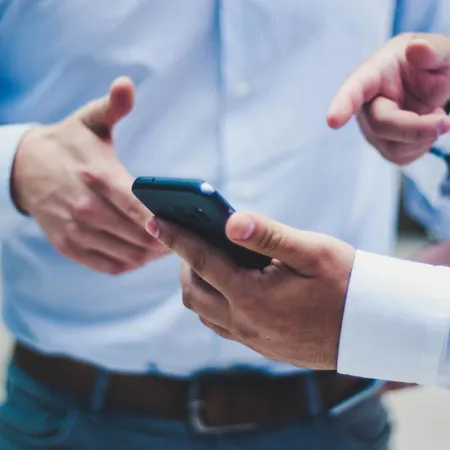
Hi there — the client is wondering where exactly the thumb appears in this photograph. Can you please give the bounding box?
[76,76,135,140]
[226,212,342,276]
[406,35,450,71]
[405,35,450,109]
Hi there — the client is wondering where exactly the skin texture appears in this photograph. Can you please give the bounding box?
[12,77,169,275]
[146,211,355,370]
[328,33,450,165]
[146,212,450,385]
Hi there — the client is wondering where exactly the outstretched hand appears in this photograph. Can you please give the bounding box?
[328,33,450,165]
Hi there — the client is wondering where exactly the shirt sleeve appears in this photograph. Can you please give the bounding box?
[337,250,450,386]
[0,124,36,238]
[393,0,450,36]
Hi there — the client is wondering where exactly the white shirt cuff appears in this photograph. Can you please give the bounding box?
[337,250,450,385]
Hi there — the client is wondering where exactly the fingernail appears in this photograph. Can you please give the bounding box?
[437,120,450,136]
[146,218,160,238]
[230,218,255,241]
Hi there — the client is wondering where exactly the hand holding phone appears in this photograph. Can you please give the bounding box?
[132,177,271,270]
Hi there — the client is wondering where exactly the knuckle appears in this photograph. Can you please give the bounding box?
[82,98,102,115]
[382,147,419,166]
[63,221,87,242]
[121,261,140,272]
[213,326,232,341]
[235,279,259,309]
[368,115,386,135]
[148,240,170,256]
[125,248,147,264]
[198,316,210,328]
[180,263,191,287]
[254,226,283,254]
[371,117,397,138]
[189,251,207,275]
[379,148,394,162]
[104,263,127,275]
[164,231,178,251]
[406,126,435,144]
[53,234,73,256]
[395,156,415,166]
[79,168,109,188]
[411,128,428,143]
[199,318,227,339]
[307,245,335,271]
[232,320,259,341]
[364,132,378,150]
[182,285,195,310]
[380,141,400,159]
[393,130,411,144]
[199,316,211,329]
[123,198,145,221]
[71,197,98,220]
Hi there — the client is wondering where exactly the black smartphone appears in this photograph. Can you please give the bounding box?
[132,177,271,270]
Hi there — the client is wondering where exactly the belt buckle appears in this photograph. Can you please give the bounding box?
[328,379,385,416]
[188,375,259,435]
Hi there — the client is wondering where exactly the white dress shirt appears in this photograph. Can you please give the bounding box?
[0,0,449,381]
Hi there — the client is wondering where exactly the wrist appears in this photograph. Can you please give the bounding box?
[10,125,44,215]
[317,243,355,370]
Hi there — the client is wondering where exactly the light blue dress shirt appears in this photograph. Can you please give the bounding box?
[0,0,449,381]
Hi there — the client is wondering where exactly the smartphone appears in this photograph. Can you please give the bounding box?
[132,177,271,270]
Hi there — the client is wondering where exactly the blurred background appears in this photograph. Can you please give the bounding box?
[0,193,449,450]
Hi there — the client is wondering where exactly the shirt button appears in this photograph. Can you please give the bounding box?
[233,81,252,98]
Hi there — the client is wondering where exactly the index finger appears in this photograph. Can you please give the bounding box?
[327,59,382,129]
[146,216,240,294]
[83,168,151,227]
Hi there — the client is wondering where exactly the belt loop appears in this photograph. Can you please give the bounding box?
[305,372,322,417]
[89,368,110,416]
